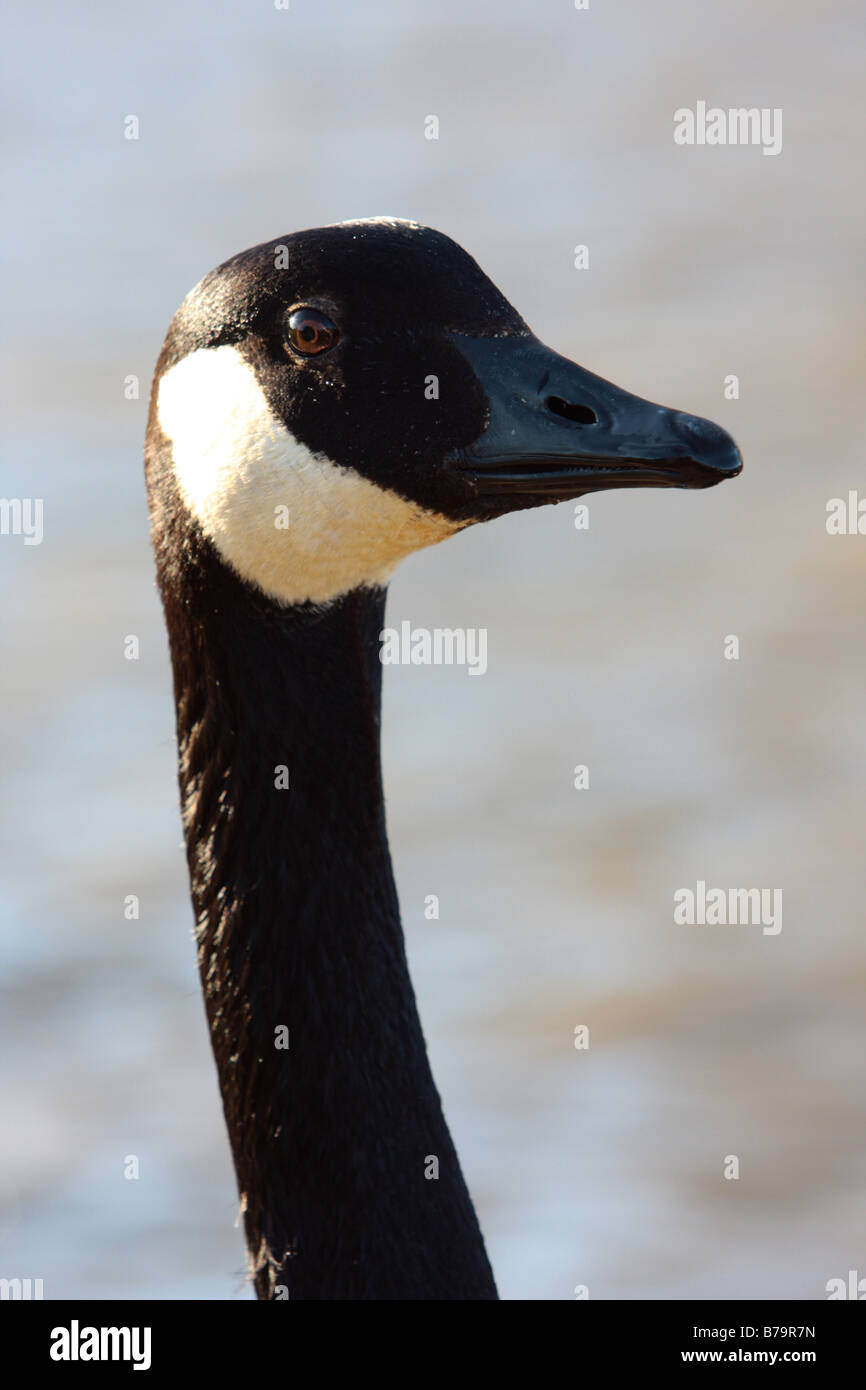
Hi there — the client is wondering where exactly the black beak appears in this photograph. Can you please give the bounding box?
[447,334,743,500]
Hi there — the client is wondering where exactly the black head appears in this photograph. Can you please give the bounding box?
[147,218,742,607]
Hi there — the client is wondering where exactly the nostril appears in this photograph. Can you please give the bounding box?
[546,395,597,426]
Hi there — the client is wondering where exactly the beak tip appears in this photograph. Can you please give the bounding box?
[673,411,743,479]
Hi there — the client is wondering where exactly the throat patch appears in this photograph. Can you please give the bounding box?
[156,345,459,605]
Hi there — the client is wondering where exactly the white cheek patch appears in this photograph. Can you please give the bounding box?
[156,344,461,606]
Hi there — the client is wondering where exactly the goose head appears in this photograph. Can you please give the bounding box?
[150,217,742,606]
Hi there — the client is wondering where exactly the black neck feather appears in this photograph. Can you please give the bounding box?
[153,501,496,1299]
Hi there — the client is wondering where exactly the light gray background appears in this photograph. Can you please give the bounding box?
[1,0,863,1298]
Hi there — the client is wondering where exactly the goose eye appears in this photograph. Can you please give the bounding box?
[285,308,340,357]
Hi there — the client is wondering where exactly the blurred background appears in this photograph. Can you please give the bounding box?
[1,0,863,1299]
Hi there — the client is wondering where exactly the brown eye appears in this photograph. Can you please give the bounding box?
[285,307,340,357]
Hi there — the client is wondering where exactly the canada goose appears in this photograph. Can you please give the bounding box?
[145,217,742,1300]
